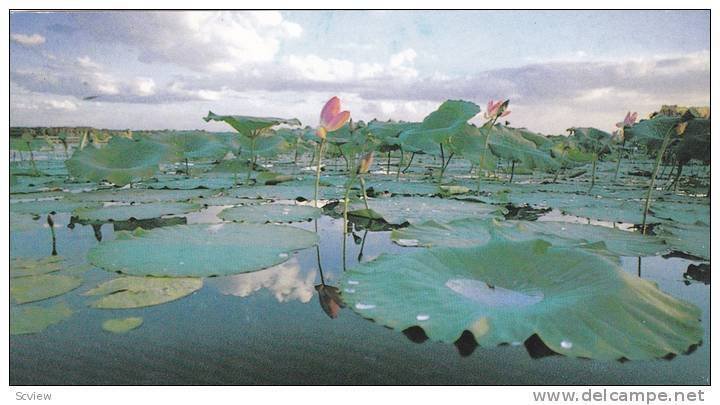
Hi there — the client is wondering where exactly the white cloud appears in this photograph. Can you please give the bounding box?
[77,56,101,70]
[131,78,156,96]
[284,48,419,82]
[11,33,46,46]
[45,99,78,111]
[72,11,303,72]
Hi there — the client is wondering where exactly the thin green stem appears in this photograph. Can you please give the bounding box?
[359,176,370,210]
[313,139,326,208]
[641,125,676,234]
[588,156,597,193]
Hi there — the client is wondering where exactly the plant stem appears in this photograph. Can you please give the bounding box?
[185,158,190,176]
[396,149,404,181]
[588,156,597,193]
[27,143,37,175]
[402,152,415,173]
[438,144,446,184]
[477,119,498,195]
[509,161,516,183]
[47,215,57,256]
[313,139,326,208]
[387,152,391,174]
[641,125,676,234]
[359,176,370,210]
[246,136,257,185]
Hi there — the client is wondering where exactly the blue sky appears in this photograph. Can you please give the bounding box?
[10,10,710,134]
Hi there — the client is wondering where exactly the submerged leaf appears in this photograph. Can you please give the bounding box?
[10,302,73,335]
[102,317,144,333]
[342,240,702,360]
[11,256,64,278]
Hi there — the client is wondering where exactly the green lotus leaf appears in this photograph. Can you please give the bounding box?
[488,126,559,171]
[10,199,102,215]
[203,111,301,138]
[72,202,202,223]
[237,134,290,157]
[656,222,710,260]
[218,204,321,223]
[560,199,650,224]
[84,276,203,309]
[366,180,440,196]
[649,202,709,226]
[66,136,169,186]
[446,124,497,169]
[227,184,345,201]
[102,317,144,333]
[10,302,74,335]
[346,196,506,225]
[67,188,212,203]
[88,223,319,277]
[569,127,613,154]
[624,116,681,143]
[11,256,64,278]
[341,239,702,360]
[192,196,267,206]
[143,176,236,190]
[399,100,480,154]
[392,218,667,257]
[151,131,230,161]
[11,273,84,304]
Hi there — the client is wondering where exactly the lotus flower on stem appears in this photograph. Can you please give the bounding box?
[477,99,511,195]
[612,111,638,181]
[314,97,351,208]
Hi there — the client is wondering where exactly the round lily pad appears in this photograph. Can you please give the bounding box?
[67,188,212,203]
[392,218,668,257]
[72,202,202,223]
[10,302,73,335]
[87,223,319,277]
[346,196,506,225]
[10,199,101,215]
[11,273,84,304]
[84,277,203,309]
[102,317,144,333]
[11,256,64,278]
[218,204,321,223]
[341,239,702,360]
[656,222,710,260]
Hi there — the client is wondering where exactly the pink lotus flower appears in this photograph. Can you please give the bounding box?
[317,96,351,139]
[616,111,638,128]
[484,99,511,120]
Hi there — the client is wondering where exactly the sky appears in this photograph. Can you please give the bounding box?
[9,10,710,134]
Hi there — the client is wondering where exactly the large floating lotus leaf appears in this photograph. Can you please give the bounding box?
[227,184,344,201]
[11,273,84,304]
[560,199,651,224]
[192,196,267,206]
[366,180,440,196]
[88,223,319,277]
[656,222,710,260]
[143,176,236,190]
[66,136,169,186]
[84,276,203,309]
[67,188,212,203]
[10,302,74,335]
[650,202,709,226]
[72,202,202,223]
[11,256,64,278]
[10,199,102,215]
[102,317,144,333]
[399,100,480,154]
[219,204,321,223]
[347,196,506,225]
[391,218,667,257]
[341,240,702,360]
[203,111,301,137]
[151,131,230,160]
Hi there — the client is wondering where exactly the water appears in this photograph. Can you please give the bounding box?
[9,206,710,385]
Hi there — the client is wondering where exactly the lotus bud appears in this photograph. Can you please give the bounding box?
[358,152,374,174]
[319,96,351,134]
